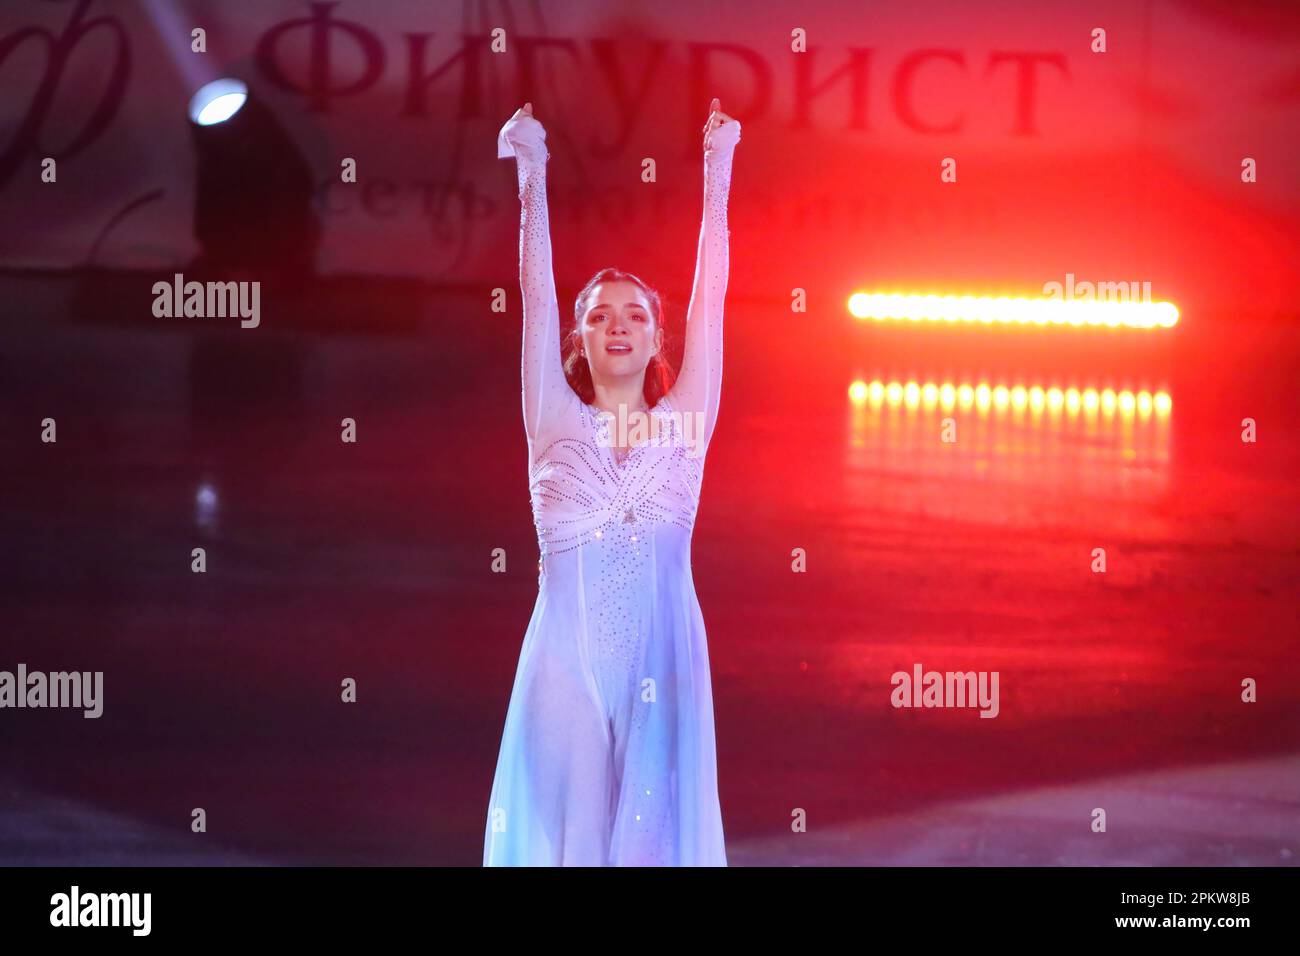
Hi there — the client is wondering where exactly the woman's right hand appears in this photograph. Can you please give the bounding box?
[498,102,549,164]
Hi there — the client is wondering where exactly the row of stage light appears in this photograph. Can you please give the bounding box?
[848,380,1172,417]
[847,293,1179,329]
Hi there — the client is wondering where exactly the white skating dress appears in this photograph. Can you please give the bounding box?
[484,108,739,865]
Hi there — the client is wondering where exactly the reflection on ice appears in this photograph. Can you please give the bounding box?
[844,377,1173,503]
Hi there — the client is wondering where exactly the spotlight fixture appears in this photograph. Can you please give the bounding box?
[187,76,319,280]
[187,78,248,127]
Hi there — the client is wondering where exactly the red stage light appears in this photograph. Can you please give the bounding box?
[848,293,1179,329]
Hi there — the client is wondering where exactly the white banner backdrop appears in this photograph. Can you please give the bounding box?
[1,0,1297,313]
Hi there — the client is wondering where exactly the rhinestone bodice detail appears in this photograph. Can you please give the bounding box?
[529,397,703,556]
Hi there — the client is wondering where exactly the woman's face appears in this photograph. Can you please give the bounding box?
[579,280,663,385]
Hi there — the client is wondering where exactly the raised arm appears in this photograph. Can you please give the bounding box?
[668,99,740,456]
[498,103,571,447]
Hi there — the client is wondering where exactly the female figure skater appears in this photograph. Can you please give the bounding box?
[484,98,740,866]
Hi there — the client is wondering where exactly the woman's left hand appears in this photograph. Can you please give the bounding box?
[702,97,740,159]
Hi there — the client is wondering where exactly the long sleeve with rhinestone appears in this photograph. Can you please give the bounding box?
[517,153,568,446]
[675,137,736,452]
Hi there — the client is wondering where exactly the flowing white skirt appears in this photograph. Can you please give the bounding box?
[483,524,726,865]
